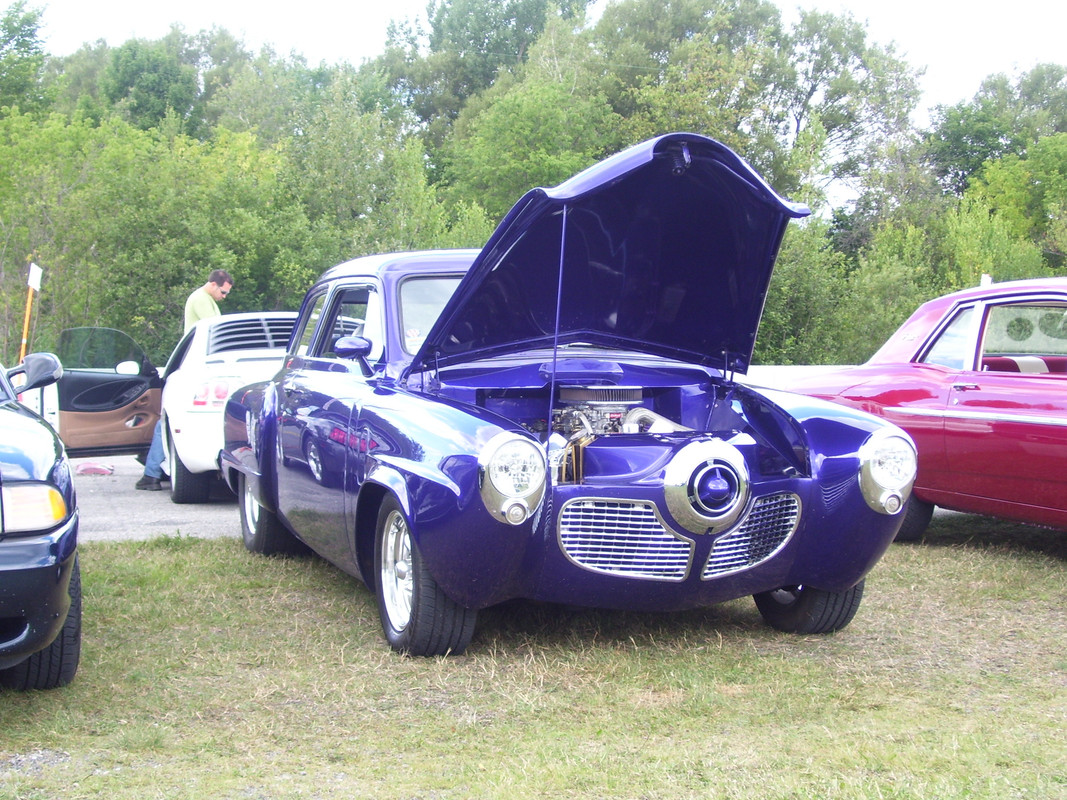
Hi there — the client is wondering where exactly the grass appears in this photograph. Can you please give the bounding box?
[1,514,1065,799]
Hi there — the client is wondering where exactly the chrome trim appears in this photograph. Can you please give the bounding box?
[558,498,694,581]
[893,406,1067,428]
[663,439,750,534]
[478,432,547,526]
[702,493,801,579]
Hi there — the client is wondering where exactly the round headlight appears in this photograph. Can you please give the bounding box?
[858,429,917,514]
[486,438,546,496]
[479,433,547,525]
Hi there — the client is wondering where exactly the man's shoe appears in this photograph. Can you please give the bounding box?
[135,475,162,491]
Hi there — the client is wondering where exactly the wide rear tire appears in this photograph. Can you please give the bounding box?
[239,473,307,556]
[754,580,864,634]
[374,496,476,656]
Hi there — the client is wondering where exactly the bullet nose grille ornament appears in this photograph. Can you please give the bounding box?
[664,439,749,534]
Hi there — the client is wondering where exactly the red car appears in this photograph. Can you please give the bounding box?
[786,277,1067,540]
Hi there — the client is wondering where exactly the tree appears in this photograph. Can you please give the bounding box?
[927,64,1067,195]
[969,132,1067,264]
[378,0,591,148]
[100,35,200,133]
[0,0,48,113]
[444,77,623,219]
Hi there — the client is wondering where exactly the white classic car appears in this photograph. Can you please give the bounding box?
[31,313,296,503]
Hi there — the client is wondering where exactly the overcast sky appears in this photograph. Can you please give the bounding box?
[36,0,1067,115]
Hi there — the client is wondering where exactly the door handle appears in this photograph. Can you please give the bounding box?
[952,383,980,392]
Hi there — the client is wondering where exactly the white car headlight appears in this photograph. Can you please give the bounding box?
[2,483,70,533]
[858,429,917,515]
[479,433,547,526]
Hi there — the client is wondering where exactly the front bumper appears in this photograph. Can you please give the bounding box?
[0,513,79,671]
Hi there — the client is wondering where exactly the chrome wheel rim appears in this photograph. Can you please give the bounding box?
[306,440,323,482]
[242,479,259,531]
[767,585,802,606]
[380,509,413,632]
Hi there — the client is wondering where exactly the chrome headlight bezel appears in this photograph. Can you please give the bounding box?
[478,433,547,526]
[858,428,917,515]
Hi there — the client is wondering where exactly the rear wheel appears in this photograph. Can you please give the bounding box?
[168,426,212,504]
[894,497,934,542]
[374,496,476,656]
[754,580,864,634]
[239,473,306,556]
[0,557,81,690]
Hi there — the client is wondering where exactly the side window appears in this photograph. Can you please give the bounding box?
[979,302,1067,373]
[292,292,328,357]
[311,285,382,361]
[920,307,975,370]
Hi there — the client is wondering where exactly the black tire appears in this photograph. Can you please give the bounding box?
[168,426,212,504]
[239,473,307,556]
[374,496,476,656]
[894,497,934,542]
[754,579,864,634]
[0,557,82,691]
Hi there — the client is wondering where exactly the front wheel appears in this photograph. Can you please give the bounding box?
[239,473,306,556]
[0,557,81,690]
[754,580,864,634]
[374,497,476,656]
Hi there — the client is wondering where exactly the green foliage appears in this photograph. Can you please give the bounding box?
[969,132,1067,263]
[444,77,623,219]
[756,221,849,365]
[834,222,937,362]
[0,1,1063,366]
[100,35,201,134]
[0,0,49,113]
[927,64,1067,194]
[0,112,321,362]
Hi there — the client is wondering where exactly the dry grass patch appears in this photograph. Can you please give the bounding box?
[1,515,1064,799]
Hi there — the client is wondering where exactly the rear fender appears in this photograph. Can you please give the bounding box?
[221,381,282,512]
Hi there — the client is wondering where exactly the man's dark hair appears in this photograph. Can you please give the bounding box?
[208,269,234,287]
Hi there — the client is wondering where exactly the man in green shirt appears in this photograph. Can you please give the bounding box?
[136,269,234,490]
[183,269,234,332]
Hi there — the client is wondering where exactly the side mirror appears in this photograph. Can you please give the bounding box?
[116,360,141,376]
[334,336,374,377]
[8,352,64,392]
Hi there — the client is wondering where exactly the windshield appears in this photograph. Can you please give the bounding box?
[399,276,463,354]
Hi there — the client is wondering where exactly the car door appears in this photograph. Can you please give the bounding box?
[941,299,1067,521]
[276,284,380,571]
[52,327,162,457]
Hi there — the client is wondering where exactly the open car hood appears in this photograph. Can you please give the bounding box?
[408,133,810,376]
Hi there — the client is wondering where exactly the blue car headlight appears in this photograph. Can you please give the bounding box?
[1,482,70,533]
[479,433,547,526]
[858,428,917,515]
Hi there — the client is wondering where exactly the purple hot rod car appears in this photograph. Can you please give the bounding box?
[221,133,917,656]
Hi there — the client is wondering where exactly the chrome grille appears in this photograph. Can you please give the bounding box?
[559,499,693,581]
[703,493,800,578]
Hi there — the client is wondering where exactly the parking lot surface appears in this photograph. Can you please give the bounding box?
[72,456,237,542]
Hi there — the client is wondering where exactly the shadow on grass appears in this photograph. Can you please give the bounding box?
[471,596,764,654]
[912,511,1066,561]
